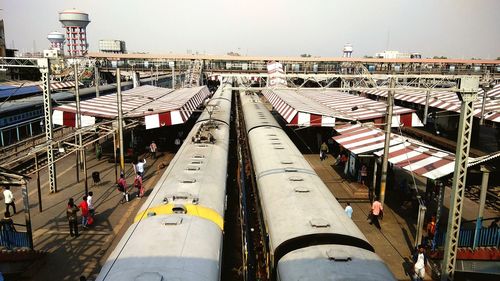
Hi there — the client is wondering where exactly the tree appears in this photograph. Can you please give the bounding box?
[432,56,448,59]
[300,53,312,57]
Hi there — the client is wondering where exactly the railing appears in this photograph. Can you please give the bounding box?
[435,227,500,248]
[0,228,31,249]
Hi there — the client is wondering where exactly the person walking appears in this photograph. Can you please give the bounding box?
[150,141,158,159]
[117,174,128,203]
[413,245,427,281]
[79,196,89,228]
[320,141,329,161]
[66,198,80,237]
[359,164,368,185]
[344,202,353,219]
[370,197,383,230]
[136,158,146,178]
[3,186,16,215]
[87,192,95,218]
[134,174,144,198]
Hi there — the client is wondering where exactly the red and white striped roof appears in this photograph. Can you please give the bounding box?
[333,124,406,154]
[300,89,422,126]
[263,89,423,127]
[373,142,456,180]
[50,81,79,90]
[334,123,495,180]
[363,84,500,123]
[53,85,210,129]
[262,89,336,127]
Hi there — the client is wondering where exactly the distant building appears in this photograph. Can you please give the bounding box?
[0,20,6,57]
[375,50,421,59]
[99,40,126,54]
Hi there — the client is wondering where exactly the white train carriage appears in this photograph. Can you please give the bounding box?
[240,91,395,280]
[96,83,232,281]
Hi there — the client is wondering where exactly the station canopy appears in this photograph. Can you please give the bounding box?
[53,85,210,129]
[361,83,500,123]
[333,123,494,180]
[262,88,423,127]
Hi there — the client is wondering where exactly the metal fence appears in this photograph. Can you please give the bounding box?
[0,228,31,249]
[435,227,500,248]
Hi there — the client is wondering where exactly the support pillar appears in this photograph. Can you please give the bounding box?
[371,160,378,202]
[35,153,42,213]
[116,68,125,173]
[415,205,427,248]
[473,166,490,249]
[441,77,478,281]
[94,65,100,97]
[38,58,57,193]
[22,182,33,249]
[423,89,430,125]
[479,85,491,126]
[380,77,395,206]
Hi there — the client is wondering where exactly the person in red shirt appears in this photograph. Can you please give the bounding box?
[79,195,89,228]
[134,174,144,198]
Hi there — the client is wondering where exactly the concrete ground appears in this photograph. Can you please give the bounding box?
[3,149,173,281]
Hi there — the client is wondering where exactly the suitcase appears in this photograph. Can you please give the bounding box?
[124,193,130,202]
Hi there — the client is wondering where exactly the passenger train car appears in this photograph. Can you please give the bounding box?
[239,91,396,280]
[96,81,232,281]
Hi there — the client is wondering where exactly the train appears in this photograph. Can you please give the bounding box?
[239,90,396,280]
[96,81,232,281]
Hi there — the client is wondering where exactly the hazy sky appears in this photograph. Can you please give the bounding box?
[2,0,500,59]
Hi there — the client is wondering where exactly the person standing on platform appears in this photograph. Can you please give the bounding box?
[344,202,353,219]
[150,141,158,159]
[136,158,146,178]
[117,174,128,203]
[360,164,368,185]
[3,186,15,215]
[320,141,329,161]
[66,198,80,237]
[134,174,144,198]
[79,196,89,228]
[87,192,95,218]
[370,197,383,230]
[413,245,427,281]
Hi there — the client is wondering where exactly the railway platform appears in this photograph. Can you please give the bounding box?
[305,154,499,281]
[1,149,174,281]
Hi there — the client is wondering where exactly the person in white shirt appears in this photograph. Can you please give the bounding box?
[413,246,427,281]
[3,186,15,215]
[87,191,94,217]
[344,202,353,219]
[136,159,146,178]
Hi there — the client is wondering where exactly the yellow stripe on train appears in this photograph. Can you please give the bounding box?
[134,203,224,230]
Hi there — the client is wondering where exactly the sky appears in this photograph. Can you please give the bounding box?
[1,0,500,59]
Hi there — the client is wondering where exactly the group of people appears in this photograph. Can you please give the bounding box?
[66,192,95,237]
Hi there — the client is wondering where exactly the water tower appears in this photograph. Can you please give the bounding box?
[47,31,65,51]
[59,9,90,57]
[343,43,353,58]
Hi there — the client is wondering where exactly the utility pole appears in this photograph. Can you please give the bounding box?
[116,68,125,172]
[379,76,395,206]
[441,76,479,281]
[74,62,83,171]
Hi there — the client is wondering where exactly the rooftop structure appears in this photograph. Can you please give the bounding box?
[343,43,353,58]
[59,9,90,57]
[99,40,126,54]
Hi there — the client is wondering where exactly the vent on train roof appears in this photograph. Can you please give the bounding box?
[269,138,279,140]
[289,176,303,181]
[326,249,351,262]
[135,272,164,281]
[274,146,284,149]
[172,204,187,214]
[281,160,293,164]
[267,134,277,136]
[190,160,203,165]
[310,218,330,228]
[294,186,310,193]
[192,154,205,159]
[272,142,282,145]
[163,217,183,226]
[197,144,209,148]
[284,168,298,172]
[186,166,200,171]
[180,178,196,183]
